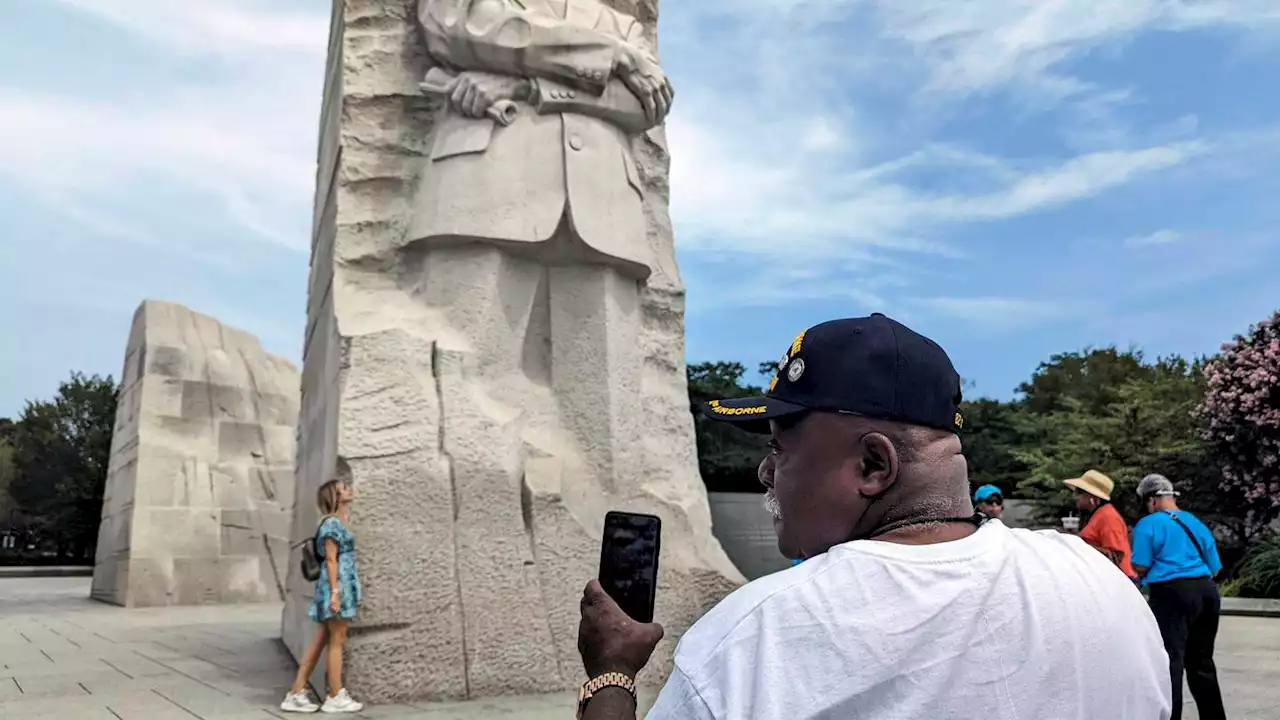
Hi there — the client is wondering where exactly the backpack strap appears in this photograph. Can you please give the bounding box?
[1164,510,1210,570]
[291,514,336,550]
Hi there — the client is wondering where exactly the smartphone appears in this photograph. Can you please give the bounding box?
[598,510,662,623]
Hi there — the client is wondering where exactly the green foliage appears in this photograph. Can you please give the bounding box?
[1018,347,1150,415]
[688,361,768,493]
[0,436,16,520]
[959,398,1029,499]
[1234,533,1280,599]
[8,372,119,560]
[1217,576,1244,598]
[1010,353,1213,525]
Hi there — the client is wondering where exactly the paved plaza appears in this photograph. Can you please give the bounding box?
[2,576,1277,719]
[0,577,657,719]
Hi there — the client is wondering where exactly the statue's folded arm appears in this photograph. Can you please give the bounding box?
[419,0,620,94]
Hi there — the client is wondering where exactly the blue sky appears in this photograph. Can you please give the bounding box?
[2,0,1279,417]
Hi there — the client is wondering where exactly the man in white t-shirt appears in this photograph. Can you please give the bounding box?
[574,314,1172,719]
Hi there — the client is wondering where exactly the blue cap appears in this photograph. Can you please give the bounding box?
[973,484,1002,502]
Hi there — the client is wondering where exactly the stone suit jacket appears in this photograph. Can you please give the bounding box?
[412,0,660,279]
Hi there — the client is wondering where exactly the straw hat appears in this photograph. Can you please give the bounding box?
[1064,469,1114,501]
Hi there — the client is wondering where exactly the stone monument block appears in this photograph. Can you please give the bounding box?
[283,0,744,703]
[91,300,300,607]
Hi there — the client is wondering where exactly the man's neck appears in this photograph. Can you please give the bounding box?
[876,520,978,546]
[1155,499,1179,512]
[866,494,979,545]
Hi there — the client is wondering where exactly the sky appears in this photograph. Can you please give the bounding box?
[2,0,1279,417]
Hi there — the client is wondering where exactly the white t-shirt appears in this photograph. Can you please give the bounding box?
[647,520,1171,719]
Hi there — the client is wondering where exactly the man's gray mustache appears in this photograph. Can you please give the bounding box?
[763,491,781,519]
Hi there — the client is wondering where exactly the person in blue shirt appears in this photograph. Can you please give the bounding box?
[1131,473,1225,720]
[972,484,1004,520]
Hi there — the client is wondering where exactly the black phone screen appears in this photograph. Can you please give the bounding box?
[598,511,662,623]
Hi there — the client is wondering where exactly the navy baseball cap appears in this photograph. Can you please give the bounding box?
[702,314,965,434]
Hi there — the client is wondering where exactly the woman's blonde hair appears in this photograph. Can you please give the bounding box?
[317,479,343,515]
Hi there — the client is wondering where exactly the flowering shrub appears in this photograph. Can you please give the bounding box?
[1197,309,1280,543]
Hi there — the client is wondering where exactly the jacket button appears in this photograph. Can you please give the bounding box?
[568,134,584,151]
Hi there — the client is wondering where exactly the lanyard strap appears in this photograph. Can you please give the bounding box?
[865,512,987,540]
[1164,510,1209,569]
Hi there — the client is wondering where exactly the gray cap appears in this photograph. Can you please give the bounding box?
[1136,473,1180,498]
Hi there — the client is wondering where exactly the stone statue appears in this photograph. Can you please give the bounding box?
[412,0,673,277]
[282,0,740,704]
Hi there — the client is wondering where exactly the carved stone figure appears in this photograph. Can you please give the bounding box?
[281,0,741,704]
[413,0,673,279]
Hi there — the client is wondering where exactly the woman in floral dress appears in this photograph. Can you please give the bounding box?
[281,479,364,713]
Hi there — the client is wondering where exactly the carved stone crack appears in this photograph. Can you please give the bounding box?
[432,341,469,699]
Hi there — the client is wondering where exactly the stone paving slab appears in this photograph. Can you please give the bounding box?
[1221,597,1280,618]
[1,576,1275,718]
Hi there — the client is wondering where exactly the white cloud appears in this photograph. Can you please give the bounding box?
[873,0,1280,99]
[669,103,1201,259]
[664,0,1274,314]
[52,0,327,57]
[906,296,1077,331]
[3,0,1274,320]
[0,1,326,254]
[1123,229,1183,248]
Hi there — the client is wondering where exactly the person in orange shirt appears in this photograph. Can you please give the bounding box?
[1064,470,1137,582]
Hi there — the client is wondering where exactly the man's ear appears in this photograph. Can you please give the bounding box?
[856,432,899,498]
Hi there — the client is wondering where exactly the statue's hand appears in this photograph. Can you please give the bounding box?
[616,45,673,126]
[449,71,532,119]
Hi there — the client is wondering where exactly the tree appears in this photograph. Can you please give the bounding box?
[688,362,768,493]
[1013,353,1212,527]
[1018,347,1150,415]
[1197,309,1280,549]
[9,372,119,561]
[958,399,1028,498]
[0,436,17,521]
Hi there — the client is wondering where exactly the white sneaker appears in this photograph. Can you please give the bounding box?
[320,688,363,713]
[280,690,320,713]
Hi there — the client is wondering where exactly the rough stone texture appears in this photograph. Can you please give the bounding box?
[282,0,743,704]
[91,300,300,608]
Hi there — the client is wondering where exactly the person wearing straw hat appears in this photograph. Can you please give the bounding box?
[1132,473,1225,720]
[1063,470,1137,582]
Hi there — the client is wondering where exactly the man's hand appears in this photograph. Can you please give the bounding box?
[449,71,532,119]
[578,580,664,679]
[616,45,673,126]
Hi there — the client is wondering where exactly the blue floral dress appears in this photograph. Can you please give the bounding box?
[309,517,362,622]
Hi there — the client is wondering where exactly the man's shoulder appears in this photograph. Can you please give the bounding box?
[1001,523,1130,573]
[1133,512,1163,531]
[1180,510,1211,528]
[1098,503,1127,523]
[672,560,828,670]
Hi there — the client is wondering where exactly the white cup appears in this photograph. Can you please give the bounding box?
[1061,516,1080,532]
